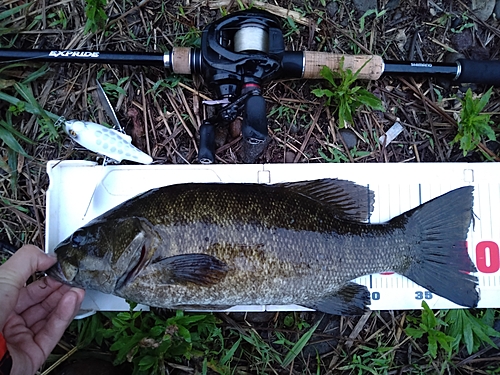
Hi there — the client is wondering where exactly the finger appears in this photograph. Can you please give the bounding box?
[18,283,75,329]
[33,288,85,358]
[15,277,63,313]
[0,245,56,285]
[0,245,57,331]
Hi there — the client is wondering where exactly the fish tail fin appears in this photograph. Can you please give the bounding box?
[394,186,479,308]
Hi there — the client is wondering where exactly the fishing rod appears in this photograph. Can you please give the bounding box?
[1,9,499,164]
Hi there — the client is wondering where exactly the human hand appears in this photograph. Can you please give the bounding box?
[0,245,85,375]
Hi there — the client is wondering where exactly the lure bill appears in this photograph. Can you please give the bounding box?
[64,120,152,164]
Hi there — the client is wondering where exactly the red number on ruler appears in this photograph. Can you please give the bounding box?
[476,241,500,273]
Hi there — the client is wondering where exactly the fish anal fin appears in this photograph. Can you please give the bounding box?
[306,282,371,315]
[275,179,374,222]
[153,254,228,287]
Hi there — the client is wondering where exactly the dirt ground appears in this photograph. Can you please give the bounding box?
[0,0,500,374]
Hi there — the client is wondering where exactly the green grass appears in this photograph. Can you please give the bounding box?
[70,306,500,374]
[74,306,225,375]
[319,144,371,162]
[452,87,496,156]
[406,302,500,364]
[406,301,455,360]
[71,306,325,375]
[311,61,384,129]
[0,63,60,194]
[444,308,500,355]
[0,2,31,40]
[84,0,108,34]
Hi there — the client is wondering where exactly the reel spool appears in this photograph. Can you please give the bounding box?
[233,24,269,53]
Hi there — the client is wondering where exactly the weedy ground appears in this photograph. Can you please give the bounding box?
[1,0,500,374]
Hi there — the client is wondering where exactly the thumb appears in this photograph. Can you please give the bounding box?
[0,245,57,331]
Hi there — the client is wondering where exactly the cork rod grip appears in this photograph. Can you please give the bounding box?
[302,52,384,80]
[171,47,192,74]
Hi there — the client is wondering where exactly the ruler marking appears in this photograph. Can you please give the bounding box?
[488,184,493,239]
[478,184,484,239]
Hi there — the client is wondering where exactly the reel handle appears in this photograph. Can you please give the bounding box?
[198,121,215,164]
[242,94,268,144]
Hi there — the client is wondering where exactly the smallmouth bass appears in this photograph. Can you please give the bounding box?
[48,179,479,314]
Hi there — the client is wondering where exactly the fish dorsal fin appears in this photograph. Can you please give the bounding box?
[275,179,374,222]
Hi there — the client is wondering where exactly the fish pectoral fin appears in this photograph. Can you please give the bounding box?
[153,254,228,287]
[305,282,371,315]
[275,179,374,222]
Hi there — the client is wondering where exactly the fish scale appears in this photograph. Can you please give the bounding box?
[48,180,479,315]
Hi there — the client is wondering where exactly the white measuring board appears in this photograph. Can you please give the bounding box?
[46,161,500,314]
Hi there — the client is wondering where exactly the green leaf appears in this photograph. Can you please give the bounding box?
[138,355,157,371]
[0,91,59,121]
[427,334,438,358]
[0,2,31,21]
[116,312,131,320]
[110,339,126,351]
[177,325,191,342]
[282,318,322,367]
[463,317,474,353]
[311,88,329,98]
[476,87,493,113]
[406,327,425,339]
[220,337,241,366]
[470,319,499,349]
[0,126,29,157]
[320,65,337,85]
[482,309,496,327]
[356,89,384,111]
[0,120,34,144]
[149,325,165,337]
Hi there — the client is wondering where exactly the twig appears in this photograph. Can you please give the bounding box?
[293,106,321,163]
[207,0,319,31]
[25,167,44,250]
[106,0,151,27]
[40,346,78,375]
[410,77,446,161]
[345,312,371,349]
[140,73,152,156]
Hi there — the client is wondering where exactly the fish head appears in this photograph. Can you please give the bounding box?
[48,217,156,293]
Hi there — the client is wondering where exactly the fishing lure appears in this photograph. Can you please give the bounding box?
[64,120,153,164]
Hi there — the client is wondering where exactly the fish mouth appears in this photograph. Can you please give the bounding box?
[46,261,74,286]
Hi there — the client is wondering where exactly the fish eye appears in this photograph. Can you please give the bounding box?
[71,229,85,247]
